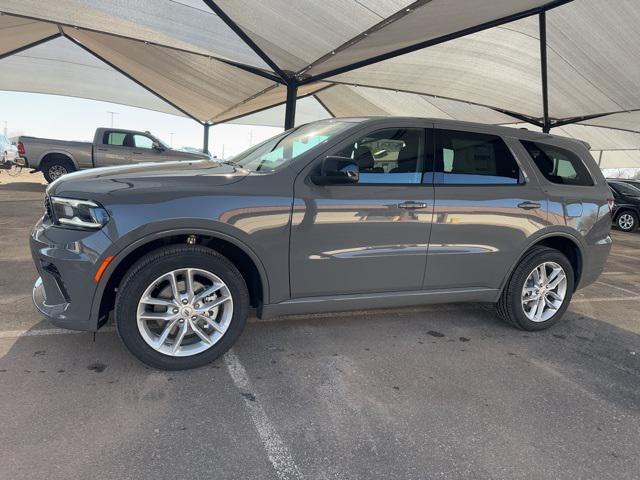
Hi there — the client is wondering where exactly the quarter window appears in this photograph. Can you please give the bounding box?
[332,128,427,184]
[521,141,593,186]
[434,130,521,185]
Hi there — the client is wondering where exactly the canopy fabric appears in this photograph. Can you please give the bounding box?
[0,0,638,167]
[0,36,184,116]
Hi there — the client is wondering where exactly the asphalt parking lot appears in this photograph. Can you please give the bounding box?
[1,171,639,480]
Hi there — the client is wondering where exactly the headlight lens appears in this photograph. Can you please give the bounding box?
[50,196,109,229]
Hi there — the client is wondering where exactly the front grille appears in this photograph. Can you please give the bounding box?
[44,194,54,221]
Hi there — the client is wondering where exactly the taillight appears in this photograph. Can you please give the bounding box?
[607,197,614,215]
[17,141,25,155]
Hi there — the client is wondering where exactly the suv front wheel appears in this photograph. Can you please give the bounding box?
[115,245,249,370]
[497,246,574,330]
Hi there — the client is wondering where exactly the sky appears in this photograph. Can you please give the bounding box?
[0,91,282,159]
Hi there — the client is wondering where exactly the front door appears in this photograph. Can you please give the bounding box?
[130,133,166,163]
[423,125,547,291]
[290,126,435,298]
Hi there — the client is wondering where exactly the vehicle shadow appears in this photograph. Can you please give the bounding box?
[0,181,46,192]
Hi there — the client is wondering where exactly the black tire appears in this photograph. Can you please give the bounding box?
[615,210,638,232]
[497,246,574,331]
[42,155,75,183]
[115,245,249,370]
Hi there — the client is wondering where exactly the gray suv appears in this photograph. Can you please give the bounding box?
[30,118,613,370]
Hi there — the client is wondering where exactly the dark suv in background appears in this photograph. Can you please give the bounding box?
[607,179,640,232]
[31,118,612,369]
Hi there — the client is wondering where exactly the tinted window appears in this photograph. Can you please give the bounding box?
[332,128,427,184]
[104,131,127,146]
[434,130,520,185]
[133,134,154,149]
[521,141,593,186]
[609,181,640,196]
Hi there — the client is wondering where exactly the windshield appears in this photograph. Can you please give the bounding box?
[230,120,353,172]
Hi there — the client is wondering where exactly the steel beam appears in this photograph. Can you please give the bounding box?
[539,12,551,133]
[298,0,574,85]
[0,32,61,61]
[201,0,290,84]
[203,123,210,154]
[62,32,205,125]
[284,83,298,130]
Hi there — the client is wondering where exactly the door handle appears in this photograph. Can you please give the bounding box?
[96,148,107,151]
[132,151,142,155]
[518,201,541,210]
[398,201,428,209]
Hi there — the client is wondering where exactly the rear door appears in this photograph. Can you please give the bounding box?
[290,123,435,297]
[94,130,132,166]
[423,125,547,291]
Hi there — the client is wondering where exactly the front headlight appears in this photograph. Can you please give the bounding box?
[49,196,109,229]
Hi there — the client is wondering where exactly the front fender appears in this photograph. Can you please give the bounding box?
[89,222,272,325]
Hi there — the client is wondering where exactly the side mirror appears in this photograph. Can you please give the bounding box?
[311,156,359,185]
[152,141,164,152]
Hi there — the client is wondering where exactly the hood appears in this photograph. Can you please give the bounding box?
[48,159,249,202]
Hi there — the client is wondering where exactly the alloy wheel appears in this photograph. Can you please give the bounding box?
[136,268,233,357]
[521,261,567,322]
[618,213,635,231]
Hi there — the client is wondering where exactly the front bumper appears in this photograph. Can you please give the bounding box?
[30,217,113,331]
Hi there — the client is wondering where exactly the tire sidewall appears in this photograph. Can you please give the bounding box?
[506,249,575,331]
[116,248,249,370]
[43,159,74,183]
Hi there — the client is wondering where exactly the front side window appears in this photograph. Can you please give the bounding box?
[232,120,353,172]
[521,141,594,186]
[133,134,154,149]
[434,130,521,185]
[331,128,427,184]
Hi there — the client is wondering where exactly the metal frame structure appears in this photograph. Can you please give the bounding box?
[2,0,636,153]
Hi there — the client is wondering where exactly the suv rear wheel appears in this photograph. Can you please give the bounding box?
[497,246,574,331]
[115,245,249,370]
[616,211,638,232]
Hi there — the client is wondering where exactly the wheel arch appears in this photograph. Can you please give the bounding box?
[39,151,78,170]
[499,232,584,297]
[93,228,270,328]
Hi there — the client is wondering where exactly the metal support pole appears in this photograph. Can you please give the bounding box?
[203,123,210,154]
[284,83,298,130]
[539,12,551,133]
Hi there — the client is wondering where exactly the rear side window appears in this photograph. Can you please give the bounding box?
[521,141,593,186]
[104,131,127,146]
[434,129,521,185]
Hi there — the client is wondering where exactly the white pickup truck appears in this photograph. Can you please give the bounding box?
[19,127,209,182]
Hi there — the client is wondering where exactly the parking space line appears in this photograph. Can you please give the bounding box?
[609,252,640,261]
[595,280,640,296]
[224,349,303,480]
[572,296,640,303]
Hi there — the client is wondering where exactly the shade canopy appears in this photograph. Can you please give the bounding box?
[0,0,638,164]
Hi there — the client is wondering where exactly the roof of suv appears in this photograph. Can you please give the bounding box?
[326,116,591,150]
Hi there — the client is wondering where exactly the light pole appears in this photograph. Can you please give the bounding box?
[107,111,118,127]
